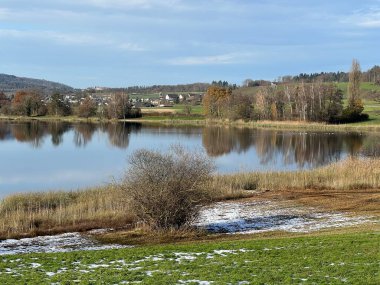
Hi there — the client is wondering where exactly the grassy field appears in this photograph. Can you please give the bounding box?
[129,93,160,100]
[141,104,204,115]
[337,82,380,97]
[0,232,378,284]
[362,99,380,125]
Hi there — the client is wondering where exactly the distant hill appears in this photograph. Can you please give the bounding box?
[0,74,75,95]
[96,83,211,94]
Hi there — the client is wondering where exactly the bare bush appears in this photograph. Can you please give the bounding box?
[123,146,214,230]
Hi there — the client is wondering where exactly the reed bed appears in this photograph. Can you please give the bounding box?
[0,185,134,239]
[214,157,380,194]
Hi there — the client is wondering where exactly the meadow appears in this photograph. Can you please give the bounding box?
[0,232,378,284]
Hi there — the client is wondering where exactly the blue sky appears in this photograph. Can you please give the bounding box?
[0,0,379,88]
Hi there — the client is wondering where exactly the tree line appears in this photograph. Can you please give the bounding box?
[203,60,368,123]
[280,64,380,84]
[0,91,141,119]
[95,83,211,94]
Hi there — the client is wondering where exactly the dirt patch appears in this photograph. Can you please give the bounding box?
[249,188,380,216]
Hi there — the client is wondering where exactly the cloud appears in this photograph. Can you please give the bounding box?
[345,8,380,28]
[0,29,146,51]
[167,52,256,65]
[75,0,183,10]
[0,8,12,19]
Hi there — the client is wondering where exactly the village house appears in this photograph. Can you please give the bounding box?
[165,94,180,103]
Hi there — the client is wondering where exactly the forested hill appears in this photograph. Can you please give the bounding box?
[100,83,211,94]
[0,74,75,95]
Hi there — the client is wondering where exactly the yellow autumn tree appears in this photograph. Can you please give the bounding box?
[203,86,232,118]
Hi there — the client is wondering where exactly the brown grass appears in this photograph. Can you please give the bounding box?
[140,108,176,114]
[94,226,210,246]
[213,157,380,194]
[0,185,135,239]
[245,189,380,216]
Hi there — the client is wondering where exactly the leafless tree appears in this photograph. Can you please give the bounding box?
[122,146,214,229]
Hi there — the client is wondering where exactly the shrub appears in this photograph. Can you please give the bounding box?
[122,146,214,230]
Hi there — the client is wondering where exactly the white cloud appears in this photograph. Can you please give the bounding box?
[0,29,146,51]
[0,8,12,19]
[117,42,146,51]
[167,52,257,65]
[345,8,380,28]
[75,0,183,10]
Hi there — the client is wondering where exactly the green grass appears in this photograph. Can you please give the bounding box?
[140,116,203,121]
[144,104,204,115]
[1,232,379,284]
[341,98,380,125]
[337,82,380,97]
[171,104,204,115]
[129,93,161,100]
[362,99,380,124]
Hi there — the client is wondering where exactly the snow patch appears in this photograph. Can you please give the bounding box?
[177,280,213,285]
[195,201,373,234]
[0,232,131,255]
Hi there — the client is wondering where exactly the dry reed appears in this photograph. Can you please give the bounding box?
[213,157,380,194]
[0,185,134,239]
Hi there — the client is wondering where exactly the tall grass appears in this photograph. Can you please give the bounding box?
[213,157,380,195]
[0,185,134,239]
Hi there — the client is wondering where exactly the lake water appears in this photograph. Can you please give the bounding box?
[0,121,378,197]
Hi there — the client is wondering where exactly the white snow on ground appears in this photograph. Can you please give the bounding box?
[177,280,213,285]
[195,201,374,234]
[0,232,130,255]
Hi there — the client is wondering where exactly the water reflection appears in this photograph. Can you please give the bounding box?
[202,127,365,168]
[48,122,71,146]
[361,134,380,157]
[103,123,141,148]
[0,121,377,194]
[0,121,142,149]
[11,122,47,148]
[74,123,96,147]
[0,121,373,169]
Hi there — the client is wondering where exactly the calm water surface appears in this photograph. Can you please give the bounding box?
[0,121,378,196]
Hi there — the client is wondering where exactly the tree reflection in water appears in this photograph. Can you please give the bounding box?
[47,122,71,146]
[0,122,11,140]
[202,127,366,168]
[10,121,47,148]
[73,123,97,147]
[102,122,141,148]
[0,121,374,169]
[0,121,143,149]
[360,134,380,157]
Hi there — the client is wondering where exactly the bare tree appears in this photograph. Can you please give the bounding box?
[77,96,97,118]
[347,59,364,115]
[348,59,362,105]
[122,146,214,229]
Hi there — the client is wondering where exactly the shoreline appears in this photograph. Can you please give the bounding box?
[1,115,380,132]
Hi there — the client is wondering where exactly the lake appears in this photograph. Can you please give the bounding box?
[0,121,378,197]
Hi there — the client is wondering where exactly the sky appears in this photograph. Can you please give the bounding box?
[0,0,379,88]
